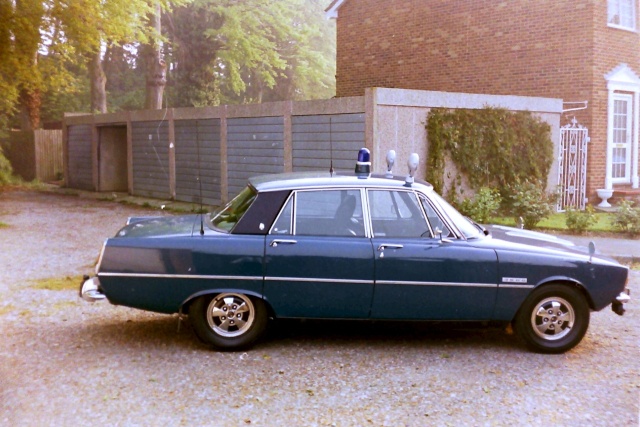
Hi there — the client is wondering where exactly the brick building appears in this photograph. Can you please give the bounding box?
[327,0,640,203]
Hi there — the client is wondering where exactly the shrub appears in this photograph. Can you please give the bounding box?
[612,200,640,236]
[426,107,553,198]
[565,205,597,234]
[503,180,555,229]
[458,187,501,224]
[0,145,14,185]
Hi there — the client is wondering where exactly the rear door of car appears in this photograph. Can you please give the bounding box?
[368,189,499,320]
[263,188,376,318]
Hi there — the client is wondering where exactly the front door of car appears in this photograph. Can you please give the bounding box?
[264,189,375,318]
[367,189,498,320]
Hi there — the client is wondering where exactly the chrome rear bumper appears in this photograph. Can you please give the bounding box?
[79,276,106,302]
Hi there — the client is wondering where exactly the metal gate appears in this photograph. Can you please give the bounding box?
[556,117,589,211]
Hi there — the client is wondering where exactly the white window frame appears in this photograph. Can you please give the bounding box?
[608,0,637,31]
[605,64,640,189]
[611,93,633,183]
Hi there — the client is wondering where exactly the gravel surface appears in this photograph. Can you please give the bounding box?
[0,190,638,426]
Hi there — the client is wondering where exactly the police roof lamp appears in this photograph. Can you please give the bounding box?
[355,147,371,178]
[385,150,396,178]
[405,153,419,186]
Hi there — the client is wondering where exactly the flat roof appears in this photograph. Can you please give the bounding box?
[249,171,434,193]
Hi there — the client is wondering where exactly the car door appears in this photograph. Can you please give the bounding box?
[368,189,498,320]
[263,189,376,319]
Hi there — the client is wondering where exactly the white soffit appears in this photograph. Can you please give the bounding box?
[325,0,347,19]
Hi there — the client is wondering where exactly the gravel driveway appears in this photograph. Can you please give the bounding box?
[1,190,638,426]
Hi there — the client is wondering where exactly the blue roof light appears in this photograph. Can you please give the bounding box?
[355,147,371,177]
[357,148,370,163]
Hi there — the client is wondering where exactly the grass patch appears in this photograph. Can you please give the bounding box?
[489,212,617,233]
[0,304,15,316]
[29,275,83,291]
[0,221,9,228]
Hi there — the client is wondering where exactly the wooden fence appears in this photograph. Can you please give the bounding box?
[7,130,63,182]
[35,130,63,181]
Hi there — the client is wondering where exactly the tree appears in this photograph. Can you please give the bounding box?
[11,0,45,130]
[1,0,184,124]
[142,4,167,109]
[164,0,335,107]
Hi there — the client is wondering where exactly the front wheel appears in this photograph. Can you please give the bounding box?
[190,293,267,351]
[515,284,590,354]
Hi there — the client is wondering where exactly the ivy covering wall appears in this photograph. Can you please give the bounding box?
[425,107,553,200]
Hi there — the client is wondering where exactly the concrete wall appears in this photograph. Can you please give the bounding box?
[369,88,563,194]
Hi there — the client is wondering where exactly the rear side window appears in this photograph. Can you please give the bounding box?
[271,189,365,237]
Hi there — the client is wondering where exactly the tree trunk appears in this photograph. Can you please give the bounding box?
[18,88,40,131]
[144,4,166,110]
[89,51,107,113]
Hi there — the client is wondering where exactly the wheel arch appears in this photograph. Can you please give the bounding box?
[180,289,275,317]
[530,277,595,312]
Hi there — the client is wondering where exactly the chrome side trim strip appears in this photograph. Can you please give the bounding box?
[265,277,373,285]
[99,273,529,290]
[499,284,535,289]
[376,280,497,288]
[99,272,263,281]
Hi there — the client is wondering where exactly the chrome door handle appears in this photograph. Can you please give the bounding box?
[377,243,404,251]
[270,239,297,247]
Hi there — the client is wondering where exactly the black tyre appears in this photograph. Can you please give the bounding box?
[190,293,267,351]
[515,284,590,354]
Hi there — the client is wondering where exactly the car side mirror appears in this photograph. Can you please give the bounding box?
[434,227,453,243]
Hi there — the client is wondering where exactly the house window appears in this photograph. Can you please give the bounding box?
[612,94,633,181]
[608,0,637,30]
[605,64,640,190]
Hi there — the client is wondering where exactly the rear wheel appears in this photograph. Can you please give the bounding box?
[515,284,590,354]
[190,293,267,351]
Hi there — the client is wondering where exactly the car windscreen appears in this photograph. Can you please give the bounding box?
[210,186,258,232]
[429,191,482,239]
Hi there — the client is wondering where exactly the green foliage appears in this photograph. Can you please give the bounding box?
[165,0,335,107]
[0,144,14,185]
[426,107,553,196]
[565,205,598,234]
[612,200,640,236]
[458,187,501,224]
[502,180,556,229]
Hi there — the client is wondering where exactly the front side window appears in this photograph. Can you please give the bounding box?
[368,190,429,237]
[608,0,637,30]
[210,186,257,232]
[272,189,365,237]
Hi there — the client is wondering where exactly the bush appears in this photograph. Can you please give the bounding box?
[0,145,14,185]
[565,205,597,234]
[503,180,555,229]
[612,200,640,236]
[458,187,501,223]
[426,107,553,197]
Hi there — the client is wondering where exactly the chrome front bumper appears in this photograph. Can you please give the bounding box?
[79,276,106,302]
[612,288,630,316]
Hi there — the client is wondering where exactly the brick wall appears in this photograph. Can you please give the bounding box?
[335,0,640,198]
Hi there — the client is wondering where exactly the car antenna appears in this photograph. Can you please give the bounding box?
[329,116,334,176]
[196,119,205,235]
